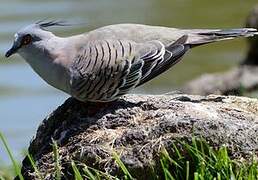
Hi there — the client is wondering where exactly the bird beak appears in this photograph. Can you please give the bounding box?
[5,43,20,58]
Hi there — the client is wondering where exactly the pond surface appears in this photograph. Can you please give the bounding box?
[0,0,257,165]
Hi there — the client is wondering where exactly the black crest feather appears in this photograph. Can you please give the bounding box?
[36,20,69,29]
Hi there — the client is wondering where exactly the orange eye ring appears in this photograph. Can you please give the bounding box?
[22,34,32,45]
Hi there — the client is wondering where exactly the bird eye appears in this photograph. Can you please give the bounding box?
[22,34,32,45]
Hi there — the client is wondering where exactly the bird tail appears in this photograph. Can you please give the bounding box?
[186,28,258,47]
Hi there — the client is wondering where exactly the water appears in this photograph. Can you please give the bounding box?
[0,0,257,165]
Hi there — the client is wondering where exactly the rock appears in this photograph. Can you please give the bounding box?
[19,94,258,179]
[182,65,258,95]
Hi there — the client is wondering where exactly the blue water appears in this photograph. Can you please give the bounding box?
[0,64,68,163]
[0,0,257,166]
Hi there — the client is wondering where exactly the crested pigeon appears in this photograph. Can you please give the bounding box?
[5,21,258,102]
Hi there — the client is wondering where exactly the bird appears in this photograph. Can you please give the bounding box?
[5,21,258,102]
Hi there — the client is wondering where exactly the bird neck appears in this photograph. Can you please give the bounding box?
[19,36,72,94]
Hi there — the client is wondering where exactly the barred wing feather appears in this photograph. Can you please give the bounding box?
[70,36,189,102]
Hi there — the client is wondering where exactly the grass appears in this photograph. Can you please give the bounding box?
[0,165,13,180]
[0,132,257,180]
[52,140,62,180]
[0,132,23,180]
[27,153,43,180]
[113,151,134,180]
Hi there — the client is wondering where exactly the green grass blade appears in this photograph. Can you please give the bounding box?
[164,169,175,180]
[217,172,221,180]
[113,151,133,180]
[160,158,168,180]
[161,148,182,169]
[0,175,5,180]
[71,161,83,180]
[86,166,119,180]
[203,140,217,162]
[247,158,257,180]
[186,161,189,180]
[172,142,182,159]
[52,140,61,180]
[160,158,175,180]
[194,172,199,180]
[27,153,43,180]
[0,132,24,180]
[82,165,96,180]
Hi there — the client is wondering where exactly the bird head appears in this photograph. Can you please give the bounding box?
[5,20,66,58]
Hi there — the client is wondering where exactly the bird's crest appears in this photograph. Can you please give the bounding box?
[35,20,70,29]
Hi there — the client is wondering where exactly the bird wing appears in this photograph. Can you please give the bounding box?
[69,36,189,102]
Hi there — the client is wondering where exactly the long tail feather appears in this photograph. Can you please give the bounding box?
[188,28,258,47]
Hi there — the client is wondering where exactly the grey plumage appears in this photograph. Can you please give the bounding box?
[5,22,258,102]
